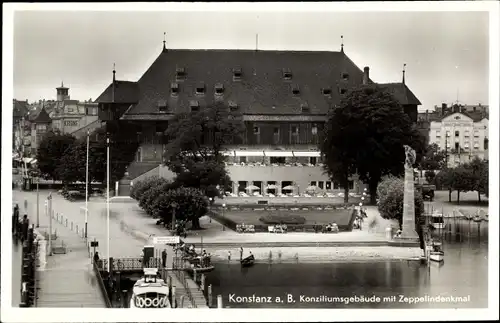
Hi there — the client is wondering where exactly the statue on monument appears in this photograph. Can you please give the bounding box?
[404,145,416,169]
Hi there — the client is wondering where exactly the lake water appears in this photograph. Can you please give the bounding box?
[206,242,488,308]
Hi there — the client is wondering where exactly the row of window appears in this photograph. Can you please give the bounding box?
[175,67,351,82]
[158,100,315,114]
[234,180,354,192]
[436,130,482,138]
[160,82,344,107]
[252,125,318,135]
[440,141,487,151]
[237,156,319,165]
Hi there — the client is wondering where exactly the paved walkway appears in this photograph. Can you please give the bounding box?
[13,190,107,308]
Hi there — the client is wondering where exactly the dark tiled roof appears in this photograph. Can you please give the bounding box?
[95,81,140,103]
[378,83,421,106]
[13,100,29,118]
[123,49,372,116]
[28,106,52,123]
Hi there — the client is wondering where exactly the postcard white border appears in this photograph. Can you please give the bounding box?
[2,2,499,322]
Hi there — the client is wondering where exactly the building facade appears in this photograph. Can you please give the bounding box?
[50,83,99,137]
[13,99,30,154]
[425,104,489,168]
[96,41,421,195]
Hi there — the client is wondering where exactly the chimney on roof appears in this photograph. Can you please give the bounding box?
[163,32,167,52]
[112,63,116,103]
[402,63,406,84]
[363,67,370,85]
[441,103,447,116]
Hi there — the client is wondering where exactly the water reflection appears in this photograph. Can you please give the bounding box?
[206,243,488,308]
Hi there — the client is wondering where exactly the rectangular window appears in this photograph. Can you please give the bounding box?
[233,68,242,81]
[339,88,347,95]
[446,131,450,137]
[474,131,479,137]
[301,104,310,113]
[436,131,441,137]
[464,131,470,137]
[239,157,247,163]
[341,72,349,80]
[322,88,332,96]
[253,126,260,144]
[190,101,200,112]
[310,181,317,187]
[171,83,179,96]
[215,83,224,95]
[310,157,317,165]
[195,84,205,95]
[325,181,332,190]
[484,138,489,150]
[158,100,168,112]
[283,68,292,80]
[291,125,299,144]
[455,142,459,150]
[273,127,280,144]
[176,67,186,80]
[318,181,324,189]
[348,180,354,190]
[253,126,260,134]
[455,131,460,137]
[292,84,300,96]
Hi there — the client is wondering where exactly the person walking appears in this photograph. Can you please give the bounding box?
[239,247,244,261]
[161,249,167,268]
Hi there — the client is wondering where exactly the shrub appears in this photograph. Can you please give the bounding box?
[132,176,167,201]
[259,214,306,225]
[377,175,424,229]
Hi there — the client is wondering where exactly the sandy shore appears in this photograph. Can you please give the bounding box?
[204,246,422,263]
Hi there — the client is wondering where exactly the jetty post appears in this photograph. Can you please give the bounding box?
[208,284,213,307]
[217,295,223,308]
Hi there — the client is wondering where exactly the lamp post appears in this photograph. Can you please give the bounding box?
[106,135,110,273]
[171,202,177,232]
[36,173,40,228]
[85,129,89,239]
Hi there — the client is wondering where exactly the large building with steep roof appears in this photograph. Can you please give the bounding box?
[96,40,421,196]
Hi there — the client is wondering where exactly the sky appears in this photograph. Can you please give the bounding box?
[12,9,489,111]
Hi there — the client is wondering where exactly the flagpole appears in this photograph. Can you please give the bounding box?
[85,129,89,239]
[106,135,110,273]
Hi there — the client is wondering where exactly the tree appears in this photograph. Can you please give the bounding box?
[464,157,489,202]
[36,130,76,180]
[418,143,447,172]
[452,166,475,204]
[435,168,455,202]
[163,103,244,198]
[136,177,171,211]
[377,175,424,230]
[321,86,425,204]
[151,187,209,230]
[57,139,87,185]
[424,170,436,184]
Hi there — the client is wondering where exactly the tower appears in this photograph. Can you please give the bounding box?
[56,82,69,101]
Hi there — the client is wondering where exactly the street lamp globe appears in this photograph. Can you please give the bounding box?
[361,197,365,201]
[359,202,363,207]
[222,203,226,208]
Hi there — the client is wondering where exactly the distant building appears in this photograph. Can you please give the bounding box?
[421,103,489,168]
[24,105,52,156]
[95,40,421,195]
[13,99,30,153]
[50,82,99,137]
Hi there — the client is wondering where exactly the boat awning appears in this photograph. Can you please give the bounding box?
[263,151,294,157]
[292,151,321,157]
[234,151,265,157]
[222,151,235,157]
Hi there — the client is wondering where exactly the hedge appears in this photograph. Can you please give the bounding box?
[259,214,306,225]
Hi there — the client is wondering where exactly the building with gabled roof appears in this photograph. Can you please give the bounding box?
[96,39,422,196]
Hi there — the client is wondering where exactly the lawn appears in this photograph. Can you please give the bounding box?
[212,208,356,232]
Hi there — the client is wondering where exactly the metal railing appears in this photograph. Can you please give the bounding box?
[98,257,161,272]
[92,260,112,308]
[172,256,196,308]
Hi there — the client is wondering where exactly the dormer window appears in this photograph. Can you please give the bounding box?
[195,83,205,95]
[228,101,238,111]
[283,68,292,80]
[341,72,349,80]
[292,84,300,96]
[189,100,199,112]
[233,68,242,81]
[171,83,179,96]
[157,100,168,113]
[215,83,224,95]
[301,104,310,113]
[322,88,332,96]
[339,88,347,95]
[176,67,186,80]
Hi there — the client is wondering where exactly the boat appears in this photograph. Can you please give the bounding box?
[240,254,255,267]
[426,212,445,230]
[429,251,444,263]
[186,256,215,273]
[129,268,171,308]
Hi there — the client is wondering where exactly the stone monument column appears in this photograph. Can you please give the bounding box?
[400,145,419,240]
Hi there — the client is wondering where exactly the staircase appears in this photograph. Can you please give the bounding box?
[125,161,161,180]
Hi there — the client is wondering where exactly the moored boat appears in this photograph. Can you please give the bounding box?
[429,251,444,263]
[129,268,171,308]
[241,254,255,267]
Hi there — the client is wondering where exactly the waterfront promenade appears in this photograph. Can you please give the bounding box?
[13,189,207,308]
[12,192,107,307]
